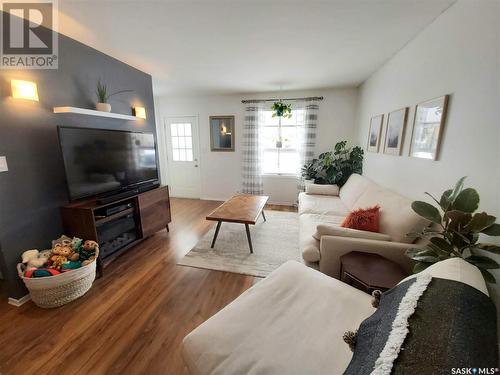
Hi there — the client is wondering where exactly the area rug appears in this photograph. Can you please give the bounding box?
[178,210,301,277]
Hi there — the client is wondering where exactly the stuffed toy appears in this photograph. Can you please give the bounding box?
[52,235,73,248]
[76,240,98,266]
[61,260,81,271]
[71,237,83,251]
[48,243,75,270]
[21,249,50,270]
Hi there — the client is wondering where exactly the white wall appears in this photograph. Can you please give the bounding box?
[356,0,499,213]
[155,88,358,204]
[355,0,500,292]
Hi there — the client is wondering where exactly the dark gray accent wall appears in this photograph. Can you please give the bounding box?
[0,26,157,298]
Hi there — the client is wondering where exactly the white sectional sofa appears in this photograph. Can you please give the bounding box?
[299,174,429,278]
[182,258,489,375]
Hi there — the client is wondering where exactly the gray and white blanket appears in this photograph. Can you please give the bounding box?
[344,276,498,375]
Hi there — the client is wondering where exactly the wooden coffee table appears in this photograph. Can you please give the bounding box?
[206,194,269,253]
[339,251,409,293]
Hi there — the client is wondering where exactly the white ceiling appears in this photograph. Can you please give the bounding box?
[57,0,455,96]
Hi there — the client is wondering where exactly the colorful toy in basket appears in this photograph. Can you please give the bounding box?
[75,240,98,266]
[21,249,51,270]
[21,235,99,278]
[18,235,100,308]
[24,268,61,278]
[48,242,76,270]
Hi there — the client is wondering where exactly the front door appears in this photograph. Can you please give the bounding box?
[164,116,201,198]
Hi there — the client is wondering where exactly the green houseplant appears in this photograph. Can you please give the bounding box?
[271,101,292,119]
[95,80,132,112]
[301,141,364,187]
[406,177,500,283]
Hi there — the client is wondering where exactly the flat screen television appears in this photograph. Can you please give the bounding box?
[58,126,159,201]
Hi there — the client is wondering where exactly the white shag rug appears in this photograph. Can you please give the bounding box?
[178,210,301,277]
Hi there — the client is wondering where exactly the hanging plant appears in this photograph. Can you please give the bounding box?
[271,101,292,118]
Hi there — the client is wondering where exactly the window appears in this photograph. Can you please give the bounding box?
[262,109,304,175]
[170,123,193,161]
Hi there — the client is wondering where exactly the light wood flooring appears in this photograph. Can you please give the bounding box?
[0,198,296,375]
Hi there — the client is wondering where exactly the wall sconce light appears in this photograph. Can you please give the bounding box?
[11,79,39,101]
[133,106,146,119]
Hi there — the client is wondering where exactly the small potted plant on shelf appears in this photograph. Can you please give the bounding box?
[406,177,500,283]
[95,80,132,112]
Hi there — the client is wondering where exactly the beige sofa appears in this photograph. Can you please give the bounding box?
[182,258,488,375]
[299,174,429,277]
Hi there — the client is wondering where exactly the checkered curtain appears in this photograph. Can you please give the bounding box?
[242,104,264,194]
[297,100,319,191]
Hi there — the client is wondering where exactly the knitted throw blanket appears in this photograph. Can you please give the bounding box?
[344,276,498,375]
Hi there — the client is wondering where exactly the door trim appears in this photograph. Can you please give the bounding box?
[160,115,202,198]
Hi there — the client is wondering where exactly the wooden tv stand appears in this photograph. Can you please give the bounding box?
[61,186,171,273]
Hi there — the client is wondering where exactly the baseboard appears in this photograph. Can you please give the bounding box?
[8,294,31,307]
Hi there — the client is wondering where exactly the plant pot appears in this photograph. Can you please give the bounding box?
[304,179,314,185]
[96,102,111,112]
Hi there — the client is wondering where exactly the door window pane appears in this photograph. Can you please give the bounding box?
[179,149,186,161]
[178,137,186,149]
[170,122,194,162]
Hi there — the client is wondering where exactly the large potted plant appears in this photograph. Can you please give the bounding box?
[406,177,500,283]
[301,141,364,187]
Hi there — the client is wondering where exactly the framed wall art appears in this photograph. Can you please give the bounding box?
[367,114,384,153]
[383,107,408,155]
[409,95,449,160]
[210,115,235,152]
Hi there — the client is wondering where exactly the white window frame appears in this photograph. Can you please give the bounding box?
[262,109,301,176]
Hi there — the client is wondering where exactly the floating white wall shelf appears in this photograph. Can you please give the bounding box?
[53,106,140,121]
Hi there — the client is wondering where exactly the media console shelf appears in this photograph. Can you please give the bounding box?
[53,106,140,121]
[61,186,171,274]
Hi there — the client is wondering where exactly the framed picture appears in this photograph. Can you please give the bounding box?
[367,114,384,152]
[409,95,449,160]
[210,115,235,152]
[383,107,408,155]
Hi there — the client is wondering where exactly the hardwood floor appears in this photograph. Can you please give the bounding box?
[0,198,296,375]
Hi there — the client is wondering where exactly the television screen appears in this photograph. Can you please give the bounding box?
[58,127,159,200]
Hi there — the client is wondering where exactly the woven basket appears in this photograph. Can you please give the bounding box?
[17,250,98,308]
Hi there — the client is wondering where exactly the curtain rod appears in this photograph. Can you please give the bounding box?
[241,96,323,104]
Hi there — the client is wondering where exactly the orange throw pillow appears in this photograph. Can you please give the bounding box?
[341,205,380,233]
